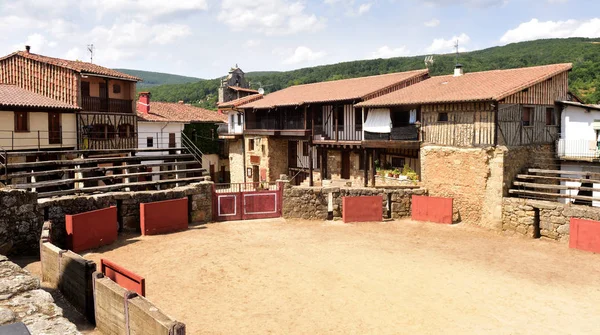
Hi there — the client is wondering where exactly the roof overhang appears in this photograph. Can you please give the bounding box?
[81,72,140,82]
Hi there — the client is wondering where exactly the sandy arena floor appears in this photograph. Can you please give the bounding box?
[80,219,600,335]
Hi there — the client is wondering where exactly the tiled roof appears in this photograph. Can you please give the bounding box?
[0,84,80,110]
[241,69,429,109]
[356,63,573,107]
[217,94,264,108]
[558,100,600,111]
[137,101,227,123]
[227,86,259,94]
[0,51,141,81]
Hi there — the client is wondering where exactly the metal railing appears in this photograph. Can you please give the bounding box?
[181,132,204,166]
[214,182,279,193]
[82,96,133,113]
[364,125,419,141]
[556,138,600,160]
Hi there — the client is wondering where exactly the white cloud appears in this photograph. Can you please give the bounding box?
[84,0,208,20]
[424,18,440,27]
[324,0,372,17]
[426,33,470,53]
[282,46,327,64]
[369,45,411,59]
[500,18,600,44]
[356,3,372,15]
[423,0,507,7]
[218,0,326,35]
[245,39,262,48]
[11,33,56,54]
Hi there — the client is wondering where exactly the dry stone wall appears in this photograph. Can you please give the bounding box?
[0,189,43,255]
[283,185,427,220]
[502,197,600,241]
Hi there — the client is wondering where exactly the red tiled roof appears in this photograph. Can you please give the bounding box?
[137,101,227,123]
[0,84,80,110]
[228,86,259,94]
[0,51,141,81]
[217,94,264,108]
[356,63,573,107]
[241,69,429,109]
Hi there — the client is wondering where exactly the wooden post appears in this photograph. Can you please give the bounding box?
[493,102,499,145]
[308,144,314,187]
[371,149,376,187]
[363,148,368,187]
[304,105,307,130]
[334,106,339,142]
[322,148,328,180]
[361,107,365,141]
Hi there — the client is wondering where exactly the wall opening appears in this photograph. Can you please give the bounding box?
[533,208,541,239]
[116,199,123,232]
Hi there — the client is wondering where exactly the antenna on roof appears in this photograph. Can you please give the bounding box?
[424,55,434,68]
[454,40,459,65]
[87,44,95,63]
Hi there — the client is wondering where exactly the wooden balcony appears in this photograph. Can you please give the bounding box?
[362,125,421,149]
[82,96,133,113]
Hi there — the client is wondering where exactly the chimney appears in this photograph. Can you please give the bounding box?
[137,92,151,114]
[178,100,184,104]
[25,45,31,54]
[454,64,464,77]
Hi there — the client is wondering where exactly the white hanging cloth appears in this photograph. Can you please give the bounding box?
[409,109,417,124]
[364,108,392,133]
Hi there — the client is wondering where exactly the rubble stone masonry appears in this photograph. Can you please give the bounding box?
[228,139,245,183]
[244,136,289,183]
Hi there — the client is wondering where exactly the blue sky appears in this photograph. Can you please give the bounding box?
[1,0,599,79]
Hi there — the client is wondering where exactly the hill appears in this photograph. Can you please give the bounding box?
[114,69,202,88]
[143,38,600,109]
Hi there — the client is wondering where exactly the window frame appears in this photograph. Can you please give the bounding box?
[14,111,29,132]
[545,107,556,126]
[437,112,449,122]
[248,138,255,151]
[522,106,534,127]
[146,137,154,148]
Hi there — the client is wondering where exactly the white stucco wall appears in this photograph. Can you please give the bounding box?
[137,121,186,181]
[226,111,243,134]
[0,111,77,150]
[559,105,600,158]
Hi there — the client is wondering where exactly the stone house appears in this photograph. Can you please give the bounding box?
[218,66,258,104]
[0,46,141,151]
[219,70,430,185]
[356,63,573,227]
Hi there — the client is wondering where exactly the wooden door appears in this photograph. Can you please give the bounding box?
[48,112,61,145]
[288,141,297,168]
[99,82,108,111]
[341,151,350,179]
[169,133,176,148]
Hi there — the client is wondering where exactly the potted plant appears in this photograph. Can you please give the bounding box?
[387,170,394,178]
[392,168,400,178]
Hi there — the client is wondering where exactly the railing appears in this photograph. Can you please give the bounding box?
[181,132,203,166]
[82,96,133,113]
[0,130,78,150]
[557,139,600,160]
[0,147,7,182]
[214,182,279,193]
[364,125,419,141]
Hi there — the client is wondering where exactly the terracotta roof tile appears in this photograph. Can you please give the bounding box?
[356,63,573,107]
[0,51,141,81]
[227,86,259,94]
[0,84,80,110]
[137,101,227,123]
[217,94,264,108]
[241,69,429,109]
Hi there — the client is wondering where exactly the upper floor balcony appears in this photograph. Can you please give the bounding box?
[80,76,136,114]
[556,138,600,162]
[82,96,133,114]
[244,108,309,136]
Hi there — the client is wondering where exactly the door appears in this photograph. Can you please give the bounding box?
[48,112,61,145]
[341,151,350,179]
[168,133,176,148]
[288,141,298,168]
[99,82,108,111]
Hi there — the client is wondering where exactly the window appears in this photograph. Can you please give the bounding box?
[147,137,154,148]
[391,157,405,168]
[248,139,255,151]
[169,133,176,148]
[89,124,115,140]
[237,113,242,126]
[336,105,344,131]
[14,111,29,132]
[230,114,235,126]
[355,108,363,131]
[113,84,121,94]
[522,107,534,127]
[261,144,266,156]
[81,81,90,97]
[546,107,555,126]
[438,112,448,122]
[118,124,134,138]
[302,142,309,156]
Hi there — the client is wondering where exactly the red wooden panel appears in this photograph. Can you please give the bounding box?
[260,169,267,181]
[411,195,453,224]
[65,207,118,253]
[250,155,260,164]
[140,198,188,236]
[215,193,242,221]
[342,196,383,223]
[243,191,280,220]
[101,259,145,296]
[570,218,600,253]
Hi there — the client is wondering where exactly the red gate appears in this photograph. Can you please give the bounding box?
[213,182,283,221]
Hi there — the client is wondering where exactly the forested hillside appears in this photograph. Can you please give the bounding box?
[114,69,202,88]
[140,38,600,109]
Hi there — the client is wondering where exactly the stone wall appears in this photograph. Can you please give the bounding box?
[502,197,600,242]
[502,144,555,195]
[325,150,365,186]
[282,185,427,220]
[244,136,289,183]
[0,182,213,255]
[228,138,245,183]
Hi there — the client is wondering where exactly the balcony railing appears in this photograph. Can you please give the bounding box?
[245,119,305,130]
[364,125,419,141]
[82,96,133,113]
[557,138,600,160]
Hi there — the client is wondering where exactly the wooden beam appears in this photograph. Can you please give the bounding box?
[509,189,600,202]
[528,168,600,178]
[517,174,600,184]
[363,148,368,187]
[3,154,194,170]
[308,143,314,187]
[38,176,207,198]
[371,149,376,187]
[513,181,600,192]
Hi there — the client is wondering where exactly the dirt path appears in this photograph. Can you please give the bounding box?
[80,219,600,335]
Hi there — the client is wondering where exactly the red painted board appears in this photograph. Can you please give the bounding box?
[140,198,188,236]
[342,196,383,223]
[411,195,453,224]
[101,259,146,296]
[243,191,280,220]
[570,218,600,253]
[65,206,118,253]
